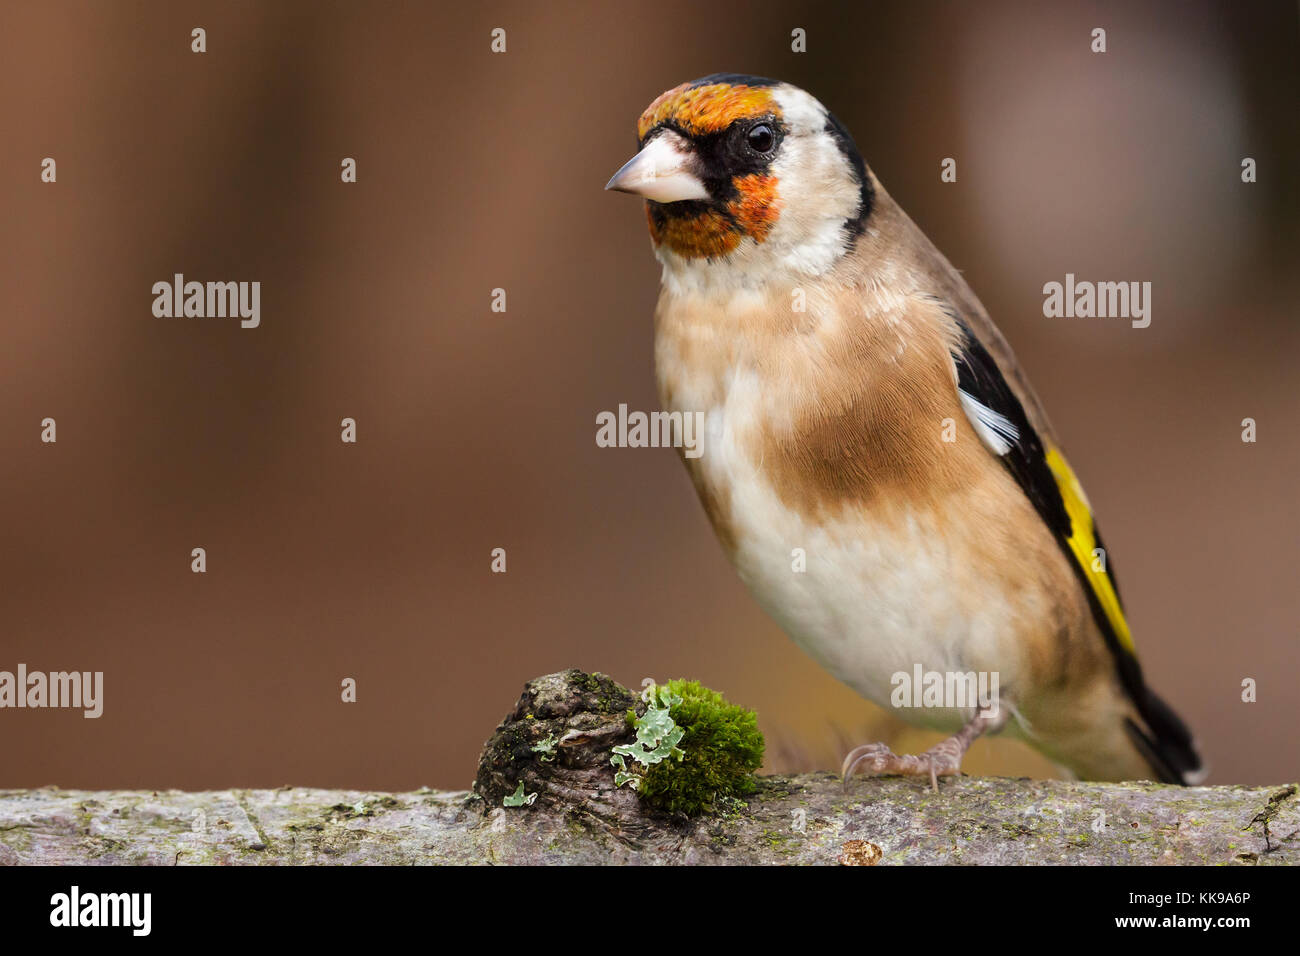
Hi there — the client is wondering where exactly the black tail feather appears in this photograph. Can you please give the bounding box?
[1126,687,1203,784]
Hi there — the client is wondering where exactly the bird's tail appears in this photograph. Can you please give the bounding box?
[1125,687,1206,785]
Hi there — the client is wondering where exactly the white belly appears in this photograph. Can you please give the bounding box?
[675,370,1030,731]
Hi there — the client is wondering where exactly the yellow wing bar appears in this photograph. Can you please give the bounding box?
[1044,447,1136,656]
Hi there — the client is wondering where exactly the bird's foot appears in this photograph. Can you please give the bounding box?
[840,738,967,792]
[841,712,1001,791]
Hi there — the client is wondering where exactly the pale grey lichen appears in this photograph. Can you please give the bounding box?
[503,782,537,808]
[531,734,559,763]
[610,683,685,789]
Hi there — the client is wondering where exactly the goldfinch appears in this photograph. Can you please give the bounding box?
[606,74,1204,786]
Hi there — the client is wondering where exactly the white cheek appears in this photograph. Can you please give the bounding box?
[765,137,861,272]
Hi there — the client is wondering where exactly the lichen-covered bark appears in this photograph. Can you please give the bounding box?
[2,671,1296,865]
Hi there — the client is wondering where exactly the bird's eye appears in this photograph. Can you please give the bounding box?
[747,123,776,153]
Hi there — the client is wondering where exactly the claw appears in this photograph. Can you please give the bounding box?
[840,742,896,781]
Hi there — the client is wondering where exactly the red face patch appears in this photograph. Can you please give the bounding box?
[638,82,784,259]
[646,173,782,259]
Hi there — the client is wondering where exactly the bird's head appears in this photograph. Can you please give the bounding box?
[606,74,873,286]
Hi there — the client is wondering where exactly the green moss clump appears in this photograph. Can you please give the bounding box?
[636,679,764,817]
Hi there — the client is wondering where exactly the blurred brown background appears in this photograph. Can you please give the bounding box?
[1,0,1296,791]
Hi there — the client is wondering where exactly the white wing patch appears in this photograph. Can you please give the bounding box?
[958,388,1020,456]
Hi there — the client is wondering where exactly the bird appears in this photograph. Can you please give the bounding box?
[605,74,1203,787]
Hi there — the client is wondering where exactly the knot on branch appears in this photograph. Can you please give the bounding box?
[472,670,641,819]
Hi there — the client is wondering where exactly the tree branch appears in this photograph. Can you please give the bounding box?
[2,671,1295,865]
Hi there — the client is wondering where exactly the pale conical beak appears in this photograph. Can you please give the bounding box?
[605,130,709,203]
